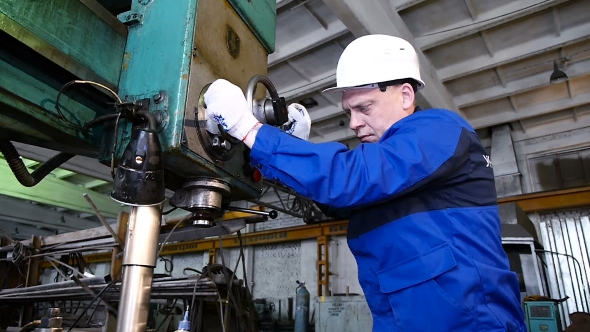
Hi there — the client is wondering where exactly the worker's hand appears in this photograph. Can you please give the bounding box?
[204,79,259,141]
[285,103,311,141]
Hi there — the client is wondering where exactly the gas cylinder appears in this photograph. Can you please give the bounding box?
[294,280,310,332]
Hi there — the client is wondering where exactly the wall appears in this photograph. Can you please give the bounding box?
[539,208,590,329]
[484,120,590,196]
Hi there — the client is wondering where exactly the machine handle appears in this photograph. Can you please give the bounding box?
[226,206,278,219]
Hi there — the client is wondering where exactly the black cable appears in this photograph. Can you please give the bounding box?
[66,281,116,331]
[157,214,192,257]
[183,267,202,275]
[54,80,122,131]
[155,299,178,332]
[159,256,173,275]
[81,113,120,131]
[0,140,75,187]
[110,111,123,179]
[85,283,113,327]
[55,81,87,130]
[136,110,157,131]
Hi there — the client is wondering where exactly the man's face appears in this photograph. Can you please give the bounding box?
[342,84,415,143]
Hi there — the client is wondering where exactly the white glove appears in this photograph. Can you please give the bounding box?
[205,116,221,135]
[204,79,259,141]
[285,103,311,141]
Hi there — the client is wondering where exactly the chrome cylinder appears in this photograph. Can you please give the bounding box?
[116,205,162,332]
[169,178,231,227]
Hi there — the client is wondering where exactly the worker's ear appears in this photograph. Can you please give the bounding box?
[400,83,415,111]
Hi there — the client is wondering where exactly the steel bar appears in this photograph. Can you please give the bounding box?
[83,193,124,249]
[0,278,218,303]
[71,275,117,314]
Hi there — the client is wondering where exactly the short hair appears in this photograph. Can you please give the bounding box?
[377,79,419,93]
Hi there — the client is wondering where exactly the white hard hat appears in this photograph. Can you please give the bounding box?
[322,34,425,94]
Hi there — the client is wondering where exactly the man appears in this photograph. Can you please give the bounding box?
[205,34,526,331]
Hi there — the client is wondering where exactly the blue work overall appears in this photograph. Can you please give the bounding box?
[250,108,527,332]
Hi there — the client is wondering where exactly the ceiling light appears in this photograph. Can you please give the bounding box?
[550,60,568,84]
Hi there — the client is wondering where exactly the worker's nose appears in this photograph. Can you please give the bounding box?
[349,112,363,132]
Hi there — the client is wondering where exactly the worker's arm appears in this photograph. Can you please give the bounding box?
[204,79,470,209]
[248,115,469,208]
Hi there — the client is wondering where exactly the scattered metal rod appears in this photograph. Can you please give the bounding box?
[46,258,70,281]
[71,275,118,314]
[0,277,107,295]
[83,193,125,249]
[0,278,218,298]
[1,245,115,261]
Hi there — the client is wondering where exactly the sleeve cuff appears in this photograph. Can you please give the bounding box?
[250,124,282,176]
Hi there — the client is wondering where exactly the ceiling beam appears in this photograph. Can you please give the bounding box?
[322,0,458,112]
[0,195,100,231]
[438,21,590,82]
[455,57,590,108]
[464,0,478,20]
[277,0,296,9]
[417,0,569,50]
[269,21,348,67]
[0,158,123,218]
[512,109,590,142]
[309,104,344,122]
[84,179,110,189]
[280,72,337,100]
[51,169,76,180]
[552,7,561,36]
[0,220,56,241]
[391,0,428,11]
[469,90,590,129]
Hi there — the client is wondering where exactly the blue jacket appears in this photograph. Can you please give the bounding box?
[251,108,526,331]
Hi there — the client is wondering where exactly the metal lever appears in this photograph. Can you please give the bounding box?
[226,206,278,219]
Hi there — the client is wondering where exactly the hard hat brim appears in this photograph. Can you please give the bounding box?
[322,80,426,96]
[321,86,347,95]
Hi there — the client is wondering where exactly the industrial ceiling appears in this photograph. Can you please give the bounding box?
[2,0,590,239]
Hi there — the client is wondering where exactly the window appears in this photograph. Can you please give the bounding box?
[528,148,590,192]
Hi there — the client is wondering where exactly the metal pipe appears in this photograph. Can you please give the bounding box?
[116,205,162,332]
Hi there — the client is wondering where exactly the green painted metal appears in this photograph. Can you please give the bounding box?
[115,0,198,158]
[0,0,274,200]
[228,0,277,53]
[0,156,123,218]
[0,58,103,154]
[113,0,265,199]
[0,0,126,87]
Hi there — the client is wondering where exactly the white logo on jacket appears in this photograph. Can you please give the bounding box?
[483,155,492,168]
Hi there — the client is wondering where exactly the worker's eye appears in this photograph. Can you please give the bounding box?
[358,104,370,113]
